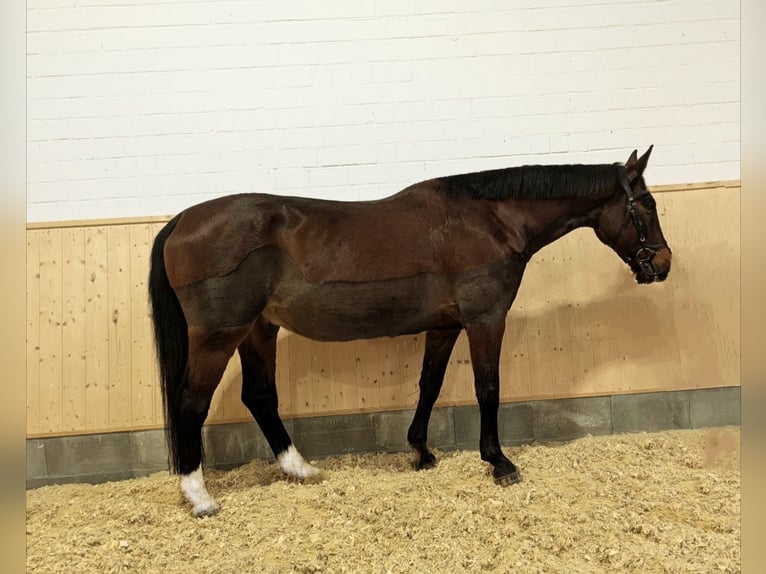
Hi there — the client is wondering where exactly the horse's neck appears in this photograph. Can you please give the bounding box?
[496,197,601,260]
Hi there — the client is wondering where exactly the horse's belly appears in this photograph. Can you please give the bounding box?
[263,275,460,341]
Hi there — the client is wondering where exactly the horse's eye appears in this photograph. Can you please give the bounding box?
[640,197,656,212]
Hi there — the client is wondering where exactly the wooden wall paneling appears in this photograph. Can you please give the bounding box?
[545,238,579,396]
[214,353,248,423]
[666,190,739,390]
[61,228,87,432]
[661,191,702,390]
[311,340,336,412]
[204,367,226,423]
[38,229,63,433]
[653,193,686,390]
[84,227,110,431]
[289,334,315,416]
[584,238,626,395]
[574,232,606,394]
[275,331,293,415]
[353,339,381,412]
[572,231,610,397]
[107,225,133,427]
[129,224,156,427]
[451,332,474,405]
[330,338,360,413]
[558,232,596,395]
[376,338,401,409]
[397,335,424,410]
[27,231,41,435]
[497,315,513,404]
[714,199,740,387]
[503,279,532,403]
[523,250,558,398]
[701,190,739,385]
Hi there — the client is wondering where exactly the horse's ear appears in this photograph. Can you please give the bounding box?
[626,145,653,182]
[625,149,638,167]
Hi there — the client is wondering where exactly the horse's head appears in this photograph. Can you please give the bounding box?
[594,146,672,284]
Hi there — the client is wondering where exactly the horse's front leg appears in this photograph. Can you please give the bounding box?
[465,321,522,486]
[407,329,461,470]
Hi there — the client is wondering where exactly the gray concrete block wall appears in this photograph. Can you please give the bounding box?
[27,387,740,488]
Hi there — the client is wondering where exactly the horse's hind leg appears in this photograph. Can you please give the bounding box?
[176,325,251,516]
[239,317,319,480]
[407,329,460,470]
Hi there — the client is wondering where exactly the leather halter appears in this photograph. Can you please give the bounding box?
[616,178,664,277]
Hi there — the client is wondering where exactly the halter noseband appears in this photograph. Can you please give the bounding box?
[615,178,664,277]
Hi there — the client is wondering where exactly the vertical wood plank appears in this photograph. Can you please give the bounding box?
[538,240,572,396]
[311,340,336,412]
[564,232,597,394]
[61,228,87,432]
[212,354,245,423]
[107,226,133,427]
[289,334,314,416]
[555,239,581,394]
[398,334,423,410]
[585,238,625,395]
[206,367,227,423]
[354,339,380,411]
[38,229,63,433]
[440,331,471,407]
[524,250,557,397]
[331,339,360,413]
[275,330,292,416]
[376,339,400,409]
[129,224,156,427]
[710,190,740,384]
[26,232,41,435]
[84,227,110,431]
[504,282,532,402]
[229,354,249,422]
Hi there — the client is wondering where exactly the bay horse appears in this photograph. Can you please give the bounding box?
[149,146,671,516]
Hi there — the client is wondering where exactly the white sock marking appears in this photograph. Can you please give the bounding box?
[278,445,320,479]
[180,466,219,516]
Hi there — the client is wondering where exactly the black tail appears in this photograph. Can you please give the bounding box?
[148,214,187,474]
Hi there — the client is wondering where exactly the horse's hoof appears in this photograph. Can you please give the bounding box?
[294,471,325,485]
[494,470,522,486]
[285,468,324,485]
[192,501,220,517]
[413,452,437,471]
[414,457,438,471]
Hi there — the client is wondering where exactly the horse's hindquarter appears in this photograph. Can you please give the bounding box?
[165,188,525,339]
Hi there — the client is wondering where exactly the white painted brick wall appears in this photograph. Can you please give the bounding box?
[27,0,740,222]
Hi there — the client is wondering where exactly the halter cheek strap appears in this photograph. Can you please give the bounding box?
[618,178,664,277]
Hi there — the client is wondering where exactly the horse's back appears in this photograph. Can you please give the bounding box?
[162,183,516,291]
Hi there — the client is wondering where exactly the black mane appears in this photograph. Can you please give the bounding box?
[441,163,624,200]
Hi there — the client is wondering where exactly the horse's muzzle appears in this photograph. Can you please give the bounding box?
[634,247,671,284]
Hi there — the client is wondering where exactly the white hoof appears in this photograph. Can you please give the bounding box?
[180,466,219,516]
[278,445,321,480]
[192,499,220,517]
